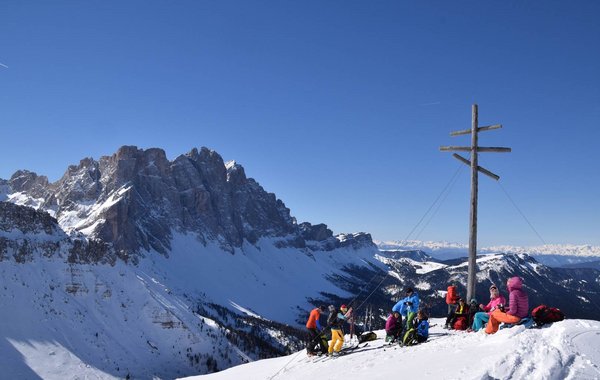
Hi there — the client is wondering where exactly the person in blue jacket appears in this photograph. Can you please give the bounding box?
[392,287,420,328]
[402,309,429,346]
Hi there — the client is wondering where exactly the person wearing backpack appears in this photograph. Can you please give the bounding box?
[327,304,352,356]
[385,311,402,342]
[402,309,429,346]
[446,283,460,315]
[485,276,529,334]
[471,284,506,332]
[305,305,328,356]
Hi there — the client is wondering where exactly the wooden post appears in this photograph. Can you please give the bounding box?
[467,105,478,302]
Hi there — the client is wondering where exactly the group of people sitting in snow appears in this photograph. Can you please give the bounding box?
[305,274,558,357]
[385,287,430,346]
[444,276,530,334]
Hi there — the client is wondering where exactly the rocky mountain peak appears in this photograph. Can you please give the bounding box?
[2,146,375,257]
[54,157,102,207]
[225,161,247,185]
[9,170,49,197]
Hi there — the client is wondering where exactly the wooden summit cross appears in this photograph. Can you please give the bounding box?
[440,104,511,301]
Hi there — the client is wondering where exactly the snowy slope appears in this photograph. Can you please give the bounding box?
[184,319,600,380]
[138,232,384,326]
[0,252,244,379]
[0,226,385,379]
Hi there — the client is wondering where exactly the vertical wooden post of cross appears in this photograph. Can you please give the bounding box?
[467,105,478,302]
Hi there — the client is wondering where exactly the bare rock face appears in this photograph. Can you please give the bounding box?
[9,170,50,198]
[0,202,114,264]
[1,146,375,257]
[0,201,59,235]
[299,223,334,242]
[51,157,103,208]
[0,179,10,201]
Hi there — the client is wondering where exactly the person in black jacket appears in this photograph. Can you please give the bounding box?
[444,298,467,329]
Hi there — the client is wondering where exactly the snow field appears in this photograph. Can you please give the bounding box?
[185,318,600,380]
[144,233,384,325]
[0,254,239,379]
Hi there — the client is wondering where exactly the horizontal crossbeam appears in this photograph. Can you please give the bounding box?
[450,124,503,136]
[439,146,511,153]
[477,147,512,153]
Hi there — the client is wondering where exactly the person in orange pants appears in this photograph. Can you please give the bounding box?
[485,276,529,334]
[485,308,521,334]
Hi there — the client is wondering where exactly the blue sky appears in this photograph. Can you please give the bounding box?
[1,1,599,246]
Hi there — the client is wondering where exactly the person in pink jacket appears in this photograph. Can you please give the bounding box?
[385,311,402,342]
[485,276,529,334]
[470,284,506,331]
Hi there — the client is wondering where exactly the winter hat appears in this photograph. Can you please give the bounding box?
[340,304,348,311]
[507,276,523,290]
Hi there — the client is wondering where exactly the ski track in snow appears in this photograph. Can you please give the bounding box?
[183,319,600,380]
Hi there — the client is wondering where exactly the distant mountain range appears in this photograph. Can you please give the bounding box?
[376,240,600,267]
[1,146,599,379]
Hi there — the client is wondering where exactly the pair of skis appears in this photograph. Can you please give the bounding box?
[319,342,369,360]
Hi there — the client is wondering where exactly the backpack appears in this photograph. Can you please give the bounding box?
[453,316,468,330]
[532,305,565,326]
[358,331,378,344]
[446,285,458,305]
[402,328,418,346]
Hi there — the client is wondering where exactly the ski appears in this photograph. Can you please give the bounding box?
[337,342,369,356]
[312,354,330,362]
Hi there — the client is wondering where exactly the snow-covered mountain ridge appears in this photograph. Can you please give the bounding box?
[376,240,600,265]
[376,240,600,257]
[184,319,600,380]
[376,250,600,320]
[0,146,384,378]
[1,146,373,257]
[0,200,386,378]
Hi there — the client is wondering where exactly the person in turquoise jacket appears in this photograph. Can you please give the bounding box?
[392,287,420,328]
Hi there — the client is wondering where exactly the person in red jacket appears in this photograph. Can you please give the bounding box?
[485,276,529,334]
[446,284,460,314]
[305,305,328,356]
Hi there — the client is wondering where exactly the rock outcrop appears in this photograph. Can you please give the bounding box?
[1,146,376,256]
